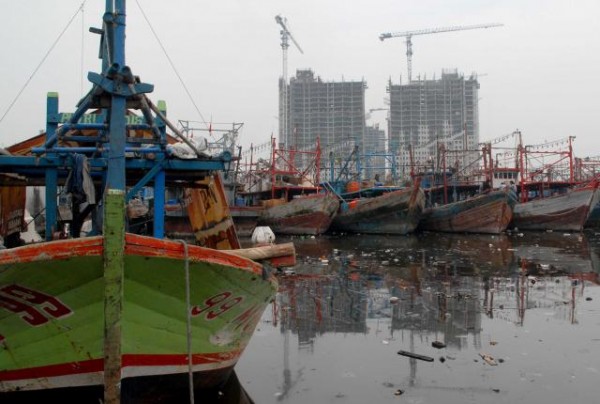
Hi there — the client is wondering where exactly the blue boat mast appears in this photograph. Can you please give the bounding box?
[0,0,231,241]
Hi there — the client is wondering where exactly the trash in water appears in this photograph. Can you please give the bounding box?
[431,341,446,349]
[479,353,498,366]
[398,350,434,362]
[251,226,275,244]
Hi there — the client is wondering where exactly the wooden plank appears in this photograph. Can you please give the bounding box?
[225,242,295,262]
[103,189,126,403]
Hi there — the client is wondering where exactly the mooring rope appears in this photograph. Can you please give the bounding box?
[177,239,195,404]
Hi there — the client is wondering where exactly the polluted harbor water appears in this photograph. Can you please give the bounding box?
[235,231,600,404]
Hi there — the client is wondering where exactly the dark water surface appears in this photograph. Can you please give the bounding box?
[236,231,600,404]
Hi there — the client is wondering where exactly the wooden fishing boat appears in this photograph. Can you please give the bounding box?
[228,205,264,237]
[258,192,340,235]
[0,2,285,402]
[237,136,339,235]
[585,201,600,228]
[0,234,278,399]
[511,183,600,232]
[329,181,425,235]
[418,189,515,234]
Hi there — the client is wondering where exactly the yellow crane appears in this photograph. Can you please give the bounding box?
[379,23,503,83]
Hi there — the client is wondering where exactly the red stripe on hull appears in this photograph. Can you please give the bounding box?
[0,234,263,275]
[0,351,243,382]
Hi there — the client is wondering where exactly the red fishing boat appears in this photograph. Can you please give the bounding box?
[236,136,339,235]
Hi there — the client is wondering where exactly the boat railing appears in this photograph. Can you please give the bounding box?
[321,181,347,203]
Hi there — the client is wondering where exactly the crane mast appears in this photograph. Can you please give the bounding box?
[379,23,503,83]
[275,15,303,148]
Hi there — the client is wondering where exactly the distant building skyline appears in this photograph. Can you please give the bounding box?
[281,69,366,153]
[388,70,480,176]
[279,68,481,180]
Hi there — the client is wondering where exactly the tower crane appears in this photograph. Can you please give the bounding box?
[379,23,503,83]
[275,15,303,148]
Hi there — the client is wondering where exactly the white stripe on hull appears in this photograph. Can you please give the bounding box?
[0,358,238,392]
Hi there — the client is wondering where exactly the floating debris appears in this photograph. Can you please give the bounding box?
[432,341,446,349]
[479,353,498,366]
[398,350,434,362]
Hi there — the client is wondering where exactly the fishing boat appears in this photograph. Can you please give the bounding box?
[228,205,263,237]
[418,189,515,234]
[504,133,600,232]
[258,192,340,235]
[237,136,339,236]
[0,2,284,402]
[585,202,600,228]
[511,183,600,232]
[329,180,425,235]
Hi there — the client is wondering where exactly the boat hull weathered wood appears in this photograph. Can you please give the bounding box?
[418,190,514,234]
[511,185,600,232]
[585,201,600,228]
[258,193,339,235]
[229,206,264,237]
[330,185,425,235]
[0,234,277,398]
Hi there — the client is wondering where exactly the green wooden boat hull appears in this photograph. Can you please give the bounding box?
[0,234,277,393]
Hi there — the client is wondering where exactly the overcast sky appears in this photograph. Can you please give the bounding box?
[1,0,599,159]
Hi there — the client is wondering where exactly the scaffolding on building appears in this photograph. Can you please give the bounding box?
[388,70,481,182]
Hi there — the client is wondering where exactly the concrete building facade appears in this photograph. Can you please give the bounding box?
[363,124,387,181]
[281,69,366,155]
[387,70,480,177]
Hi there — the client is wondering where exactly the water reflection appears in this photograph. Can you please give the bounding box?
[282,232,598,331]
[239,231,600,403]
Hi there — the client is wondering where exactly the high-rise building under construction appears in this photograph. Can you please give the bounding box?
[388,70,480,176]
[281,69,366,154]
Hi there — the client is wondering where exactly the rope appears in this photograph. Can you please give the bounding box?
[177,239,195,404]
[0,0,88,127]
[133,0,213,140]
